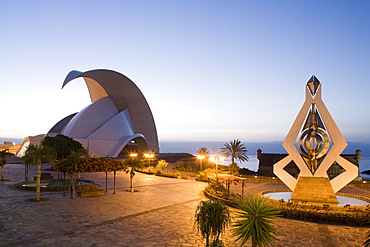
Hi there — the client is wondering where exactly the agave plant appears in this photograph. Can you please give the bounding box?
[233,194,280,247]
[194,200,231,247]
[364,229,370,247]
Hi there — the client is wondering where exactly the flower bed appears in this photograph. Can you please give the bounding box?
[204,182,370,226]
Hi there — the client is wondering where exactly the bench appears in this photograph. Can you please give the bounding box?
[77,184,105,197]
[34,173,54,181]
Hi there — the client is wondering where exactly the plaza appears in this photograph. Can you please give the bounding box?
[0,164,368,247]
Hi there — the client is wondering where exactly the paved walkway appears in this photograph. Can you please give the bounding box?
[0,164,369,246]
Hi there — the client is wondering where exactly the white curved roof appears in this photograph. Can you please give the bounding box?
[61,97,119,139]
[48,69,159,157]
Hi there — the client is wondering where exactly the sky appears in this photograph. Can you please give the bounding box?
[1,0,370,153]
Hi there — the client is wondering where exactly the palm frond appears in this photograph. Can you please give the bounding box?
[233,194,280,247]
[364,229,370,247]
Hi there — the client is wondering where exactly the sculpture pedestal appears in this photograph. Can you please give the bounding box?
[291,176,338,204]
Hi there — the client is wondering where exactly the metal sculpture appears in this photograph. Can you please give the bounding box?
[274,76,358,195]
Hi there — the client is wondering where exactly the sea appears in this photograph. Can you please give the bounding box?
[238,155,370,180]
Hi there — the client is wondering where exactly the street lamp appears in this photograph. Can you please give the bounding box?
[130,153,138,158]
[197,155,205,171]
[144,153,154,166]
[209,155,226,181]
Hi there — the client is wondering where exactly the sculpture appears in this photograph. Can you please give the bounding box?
[274,76,358,203]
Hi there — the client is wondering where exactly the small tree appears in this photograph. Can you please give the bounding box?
[54,149,88,199]
[43,134,84,160]
[124,157,143,192]
[233,194,280,247]
[22,144,57,201]
[105,159,127,194]
[228,162,240,175]
[0,149,13,180]
[194,200,231,247]
[156,159,169,171]
[220,176,243,197]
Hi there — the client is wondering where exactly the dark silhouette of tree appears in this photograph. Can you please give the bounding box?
[43,134,84,160]
[0,149,13,180]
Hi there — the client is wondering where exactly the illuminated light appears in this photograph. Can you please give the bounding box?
[208,155,226,181]
[197,155,205,160]
[144,153,154,158]
[254,176,257,178]
[130,153,138,157]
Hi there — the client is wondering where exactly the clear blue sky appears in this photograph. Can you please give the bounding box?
[1,1,370,146]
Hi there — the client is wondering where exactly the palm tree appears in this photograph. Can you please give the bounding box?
[196,147,210,171]
[124,156,143,192]
[197,147,210,157]
[220,139,248,164]
[233,194,280,247]
[0,149,13,180]
[194,200,231,247]
[22,144,56,201]
[364,229,370,247]
[56,149,88,199]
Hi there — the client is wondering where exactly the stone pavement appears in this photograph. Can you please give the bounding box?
[0,164,369,247]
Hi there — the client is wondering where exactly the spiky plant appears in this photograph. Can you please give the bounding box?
[364,229,370,247]
[194,200,231,247]
[233,194,280,247]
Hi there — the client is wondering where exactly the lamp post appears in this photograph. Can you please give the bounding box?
[144,153,154,167]
[129,153,138,192]
[197,155,205,171]
[130,153,138,158]
[209,155,225,181]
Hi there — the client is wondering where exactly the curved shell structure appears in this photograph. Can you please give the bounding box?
[48,69,159,157]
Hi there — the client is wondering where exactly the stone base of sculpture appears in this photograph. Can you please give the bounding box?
[291,176,338,204]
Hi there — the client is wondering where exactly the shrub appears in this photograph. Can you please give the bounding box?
[156,159,169,171]
[233,194,280,247]
[194,200,231,247]
[205,181,229,200]
[197,171,207,178]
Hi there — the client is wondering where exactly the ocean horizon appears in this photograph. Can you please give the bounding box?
[234,154,370,180]
[159,141,370,157]
[2,137,370,156]
[2,137,369,180]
